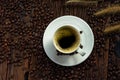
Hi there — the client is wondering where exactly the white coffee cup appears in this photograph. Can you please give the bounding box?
[53,25,81,54]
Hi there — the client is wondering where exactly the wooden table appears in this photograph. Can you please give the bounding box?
[0,0,120,80]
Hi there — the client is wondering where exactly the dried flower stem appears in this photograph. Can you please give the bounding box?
[66,0,98,6]
[104,24,120,34]
[94,5,120,16]
[67,0,87,3]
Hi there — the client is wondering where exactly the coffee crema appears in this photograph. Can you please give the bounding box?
[53,25,80,54]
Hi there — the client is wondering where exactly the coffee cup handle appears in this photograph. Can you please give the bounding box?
[76,48,86,56]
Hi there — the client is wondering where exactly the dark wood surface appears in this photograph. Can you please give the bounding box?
[0,0,120,80]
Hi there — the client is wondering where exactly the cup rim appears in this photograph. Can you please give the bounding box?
[53,25,80,54]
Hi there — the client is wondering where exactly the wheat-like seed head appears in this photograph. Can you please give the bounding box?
[104,24,120,34]
[94,5,120,16]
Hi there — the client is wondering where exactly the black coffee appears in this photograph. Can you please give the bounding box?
[58,35,76,49]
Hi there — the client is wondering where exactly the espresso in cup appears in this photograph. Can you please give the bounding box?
[53,25,80,54]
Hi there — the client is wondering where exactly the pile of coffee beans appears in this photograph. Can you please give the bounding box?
[0,0,120,80]
[0,0,54,79]
[107,12,120,79]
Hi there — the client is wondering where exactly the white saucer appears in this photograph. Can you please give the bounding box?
[43,15,94,66]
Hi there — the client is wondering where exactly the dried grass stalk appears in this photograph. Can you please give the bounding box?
[67,0,87,3]
[66,0,98,6]
[104,24,120,34]
[94,5,120,16]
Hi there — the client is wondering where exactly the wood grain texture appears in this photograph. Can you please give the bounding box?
[0,0,120,80]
